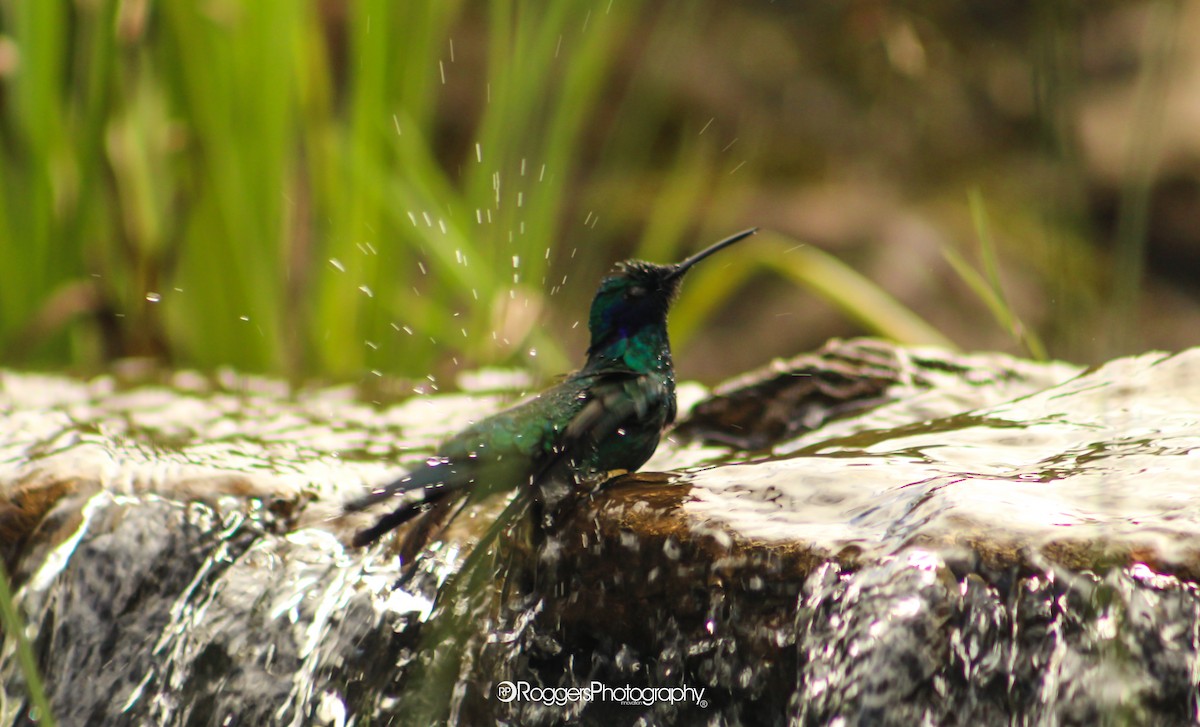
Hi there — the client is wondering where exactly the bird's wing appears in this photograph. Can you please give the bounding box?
[344,381,588,547]
[347,370,666,547]
[565,372,657,441]
[531,368,669,485]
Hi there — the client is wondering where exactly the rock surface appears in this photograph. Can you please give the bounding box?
[3,339,1200,725]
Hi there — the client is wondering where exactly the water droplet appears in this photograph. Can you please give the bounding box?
[475,143,482,163]
[329,258,346,272]
[358,285,373,297]
[663,538,681,560]
[528,348,538,358]
[145,292,161,303]
[239,315,250,322]
[512,256,520,268]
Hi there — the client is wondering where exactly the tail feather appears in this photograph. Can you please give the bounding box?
[344,459,455,514]
[346,460,466,547]
[351,496,438,547]
[396,493,466,562]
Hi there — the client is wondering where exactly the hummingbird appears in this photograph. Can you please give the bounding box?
[346,228,757,556]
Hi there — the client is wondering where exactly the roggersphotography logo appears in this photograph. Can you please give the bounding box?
[495,680,708,709]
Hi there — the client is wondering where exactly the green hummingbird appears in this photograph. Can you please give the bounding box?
[347,228,757,555]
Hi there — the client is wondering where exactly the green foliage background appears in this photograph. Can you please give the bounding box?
[1,1,1187,384]
[0,1,966,385]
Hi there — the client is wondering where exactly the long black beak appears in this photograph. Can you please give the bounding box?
[666,228,758,282]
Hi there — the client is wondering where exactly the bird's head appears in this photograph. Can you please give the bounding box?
[586,229,757,356]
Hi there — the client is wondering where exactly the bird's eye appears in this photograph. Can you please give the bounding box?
[627,285,647,298]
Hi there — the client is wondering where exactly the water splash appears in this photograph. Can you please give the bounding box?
[6,342,1200,724]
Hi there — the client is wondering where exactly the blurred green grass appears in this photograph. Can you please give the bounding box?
[0,1,955,385]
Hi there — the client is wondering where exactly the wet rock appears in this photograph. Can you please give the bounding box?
[673,337,1079,450]
[34,499,248,726]
[3,341,1200,725]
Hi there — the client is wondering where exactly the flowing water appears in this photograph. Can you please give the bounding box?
[2,341,1199,725]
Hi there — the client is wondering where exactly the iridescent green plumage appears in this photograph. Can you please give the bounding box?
[347,229,757,554]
